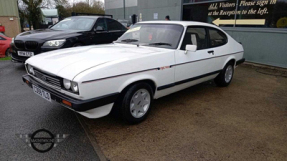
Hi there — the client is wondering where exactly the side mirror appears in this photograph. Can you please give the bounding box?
[185,44,197,54]
[95,26,104,32]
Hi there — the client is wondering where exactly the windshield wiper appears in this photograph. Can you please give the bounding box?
[148,42,172,46]
[121,39,139,42]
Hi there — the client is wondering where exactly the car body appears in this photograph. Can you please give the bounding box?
[23,21,245,123]
[0,34,12,58]
[11,16,127,63]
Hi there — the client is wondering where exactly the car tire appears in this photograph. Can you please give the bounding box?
[5,48,11,57]
[214,62,234,87]
[119,82,153,124]
[73,43,82,47]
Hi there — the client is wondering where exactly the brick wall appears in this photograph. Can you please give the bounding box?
[0,16,21,38]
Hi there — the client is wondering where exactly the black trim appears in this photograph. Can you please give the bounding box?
[157,70,222,91]
[171,51,243,67]
[236,58,245,66]
[22,75,119,112]
[83,68,160,83]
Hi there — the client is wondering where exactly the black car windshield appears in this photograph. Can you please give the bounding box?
[51,17,95,31]
[115,24,184,49]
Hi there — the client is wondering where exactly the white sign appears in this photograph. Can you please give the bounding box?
[153,13,158,20]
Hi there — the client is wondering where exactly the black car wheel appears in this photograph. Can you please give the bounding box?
[214,62,234,87]
[5,48,11,57]
[119,82,153,124]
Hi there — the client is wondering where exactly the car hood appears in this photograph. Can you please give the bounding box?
[15,29,81,40]
[26,44,163,80]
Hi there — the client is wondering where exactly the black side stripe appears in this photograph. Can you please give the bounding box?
[171,51,243,67]
[82,51,242,84]
[82,68,159,83]
[157,70,222,91]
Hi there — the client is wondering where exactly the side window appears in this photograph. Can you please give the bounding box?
[107,19,125,31]
[208,28,227,47]
[95,18,107,31]
[180,27,208,50]
[0,36,5,40]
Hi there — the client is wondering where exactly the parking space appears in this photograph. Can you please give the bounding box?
[81,64,287,161]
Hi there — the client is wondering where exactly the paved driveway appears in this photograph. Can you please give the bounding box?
[0,61,99,161]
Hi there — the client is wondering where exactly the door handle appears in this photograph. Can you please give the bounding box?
[208,50,214,55]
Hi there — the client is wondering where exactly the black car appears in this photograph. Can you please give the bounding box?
[11,16,127,63]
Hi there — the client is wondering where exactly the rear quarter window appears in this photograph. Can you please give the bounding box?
[208,28,228,48]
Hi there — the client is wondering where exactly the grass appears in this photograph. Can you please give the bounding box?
[0,56,11,61]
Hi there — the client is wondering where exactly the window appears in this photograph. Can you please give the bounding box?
[181,27,208,50]
[0,36,5,40]
[51,17,95,31]
[95,18,107,31]
[116,24,184,49]
[107,19,125,31]
[208,28,227,47]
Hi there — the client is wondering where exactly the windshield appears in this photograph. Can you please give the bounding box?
[115,24,184,49]
[51,17,96,31]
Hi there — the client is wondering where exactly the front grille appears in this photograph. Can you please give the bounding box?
[34,69,62,88]
[25,41,38,50]
[15,40,25,49]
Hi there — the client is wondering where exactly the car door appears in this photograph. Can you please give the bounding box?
[0,36,6,55]
[106,18,127,42]
[92,18,110,44]
[174,26,219,90]
[206,27,229,68]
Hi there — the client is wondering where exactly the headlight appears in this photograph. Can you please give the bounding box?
[27,64,34,75]
[63,79,71,90]
[71,82,79,93]
[43,39,66,47]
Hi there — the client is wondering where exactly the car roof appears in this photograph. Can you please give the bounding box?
[66,16,112,19]
[137,21,218,28]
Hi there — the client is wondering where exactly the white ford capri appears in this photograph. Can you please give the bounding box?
[23,21,244,124]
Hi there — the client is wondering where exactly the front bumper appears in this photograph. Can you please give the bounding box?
[22,74,119,112]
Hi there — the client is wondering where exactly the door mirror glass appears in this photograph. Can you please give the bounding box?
[185,44,197,52]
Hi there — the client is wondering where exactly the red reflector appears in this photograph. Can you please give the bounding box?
[62,100,72,107]
[26,80,29,84]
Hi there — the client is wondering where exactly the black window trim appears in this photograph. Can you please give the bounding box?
[180,25,209,51]
[180,25,228,51]
[206,26,228,48]
[106,18,126,32]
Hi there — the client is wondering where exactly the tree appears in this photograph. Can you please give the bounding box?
[21,0,43,29]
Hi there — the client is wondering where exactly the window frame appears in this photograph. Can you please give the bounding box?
[206,27,228,48]
[94,18,108,32]
[0,36,6,40]
[180,26,209,51]
[106,18,125,32]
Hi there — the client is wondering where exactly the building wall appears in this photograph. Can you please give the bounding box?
[105,0,182,21]
[224,27,287,68]
[0,0,20,37]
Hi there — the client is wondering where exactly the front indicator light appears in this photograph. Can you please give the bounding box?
[62,100,72,107]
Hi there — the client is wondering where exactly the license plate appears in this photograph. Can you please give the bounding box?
[18,51,34,57]
[32,85,51,102]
